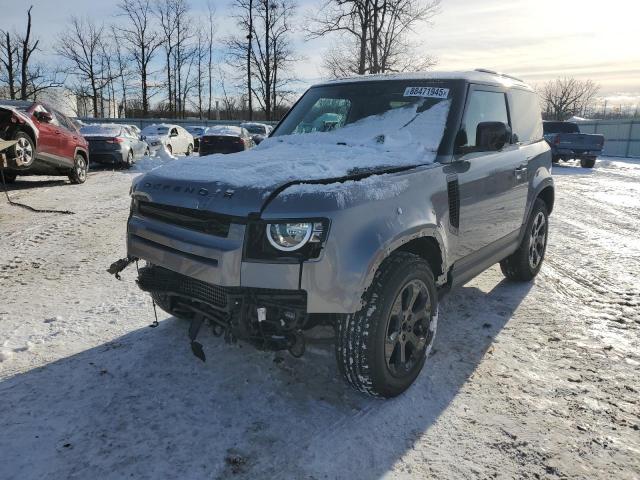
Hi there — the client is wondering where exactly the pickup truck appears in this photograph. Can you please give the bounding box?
[122,70,554,398]
[543,121,604,168]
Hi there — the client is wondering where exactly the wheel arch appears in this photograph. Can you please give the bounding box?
[537,185,555,214]
[13,125,37,148]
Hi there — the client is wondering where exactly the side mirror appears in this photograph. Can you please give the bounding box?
[476,121,511,151]
[35,111,53,123]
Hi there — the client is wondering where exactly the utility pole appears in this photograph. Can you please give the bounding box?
[247,0,253,121]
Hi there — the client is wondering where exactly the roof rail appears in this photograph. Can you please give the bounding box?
[474,68,524,83]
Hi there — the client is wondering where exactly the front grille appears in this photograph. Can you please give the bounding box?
[138,266,229,308]
[136,201,232,237]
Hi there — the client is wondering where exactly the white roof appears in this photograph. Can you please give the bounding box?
[315,70,531,90]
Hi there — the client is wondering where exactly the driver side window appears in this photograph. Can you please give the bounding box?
[459,90,509,148]
[293,98,351,134]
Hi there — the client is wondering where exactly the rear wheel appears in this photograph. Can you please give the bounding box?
[166,144,173,155]
[336,252,438,397]
[68,154,88,184]
[123,150,134,169]
[186,144,193,156]
[580,157,596,168]
[500,199,549,281]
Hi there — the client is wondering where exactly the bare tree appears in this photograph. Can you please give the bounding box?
[206,2,216,119]
[18,6,39,99]
[228,0,297,121]
[110,26,132,117]
[308,0,440,78]
[56,17,106,117]
[539,78,600,120]
[117,0,162,116]
[0,31,18,99]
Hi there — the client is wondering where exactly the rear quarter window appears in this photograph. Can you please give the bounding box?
[509,89,543,143]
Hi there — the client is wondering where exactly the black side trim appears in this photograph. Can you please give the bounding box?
[447,177,460,231]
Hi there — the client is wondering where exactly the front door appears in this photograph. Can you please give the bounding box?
[452,86,528,261]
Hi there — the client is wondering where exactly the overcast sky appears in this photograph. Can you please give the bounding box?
[3,0,639,105]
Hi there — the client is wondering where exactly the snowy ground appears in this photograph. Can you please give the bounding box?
[1,157,639,479]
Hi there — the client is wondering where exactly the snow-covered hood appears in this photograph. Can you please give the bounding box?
[133,100,450,215]
[0,105,39,140]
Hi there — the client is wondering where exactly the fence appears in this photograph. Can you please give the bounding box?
[576,119,640,158]
[78,117,279,130]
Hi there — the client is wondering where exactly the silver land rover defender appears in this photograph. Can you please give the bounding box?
[123,70,554,397]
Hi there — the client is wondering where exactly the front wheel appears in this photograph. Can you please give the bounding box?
[500,199,549,281]
[68,154,88,184]
[336,252,438,398]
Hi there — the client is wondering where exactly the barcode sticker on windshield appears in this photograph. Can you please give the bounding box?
[403,86,449,99]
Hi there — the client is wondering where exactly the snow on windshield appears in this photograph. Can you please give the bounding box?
[149,100,450,189]
[80,124,122,136]
[143,126,169,135]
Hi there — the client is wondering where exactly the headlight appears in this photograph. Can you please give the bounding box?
[244,220,328,261]
[266,223,313,251]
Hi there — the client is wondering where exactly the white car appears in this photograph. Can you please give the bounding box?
[141,124,194,155]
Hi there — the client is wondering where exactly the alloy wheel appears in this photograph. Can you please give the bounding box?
[384,279,433,377]
[76,156,87,182]
[15,137,33,165]
[528,211,547,269]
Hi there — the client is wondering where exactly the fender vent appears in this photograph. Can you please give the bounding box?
[447,178,460,231]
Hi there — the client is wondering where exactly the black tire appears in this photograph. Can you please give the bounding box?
[580,157,596,168]
[186,144,193,156]
[1,171,17,183]
[166,144,173,155]
[551,155,560,164]
[336,251,438,398]
[123,150,134,169]
[144,147,150,156]
[11,131,36,168]
[68,154,88,184]
[500,199,549,281]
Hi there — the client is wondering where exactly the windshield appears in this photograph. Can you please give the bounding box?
[80,124,123,136]
[142,125,169,135]
[543,122,580,134]
[273,80,456,142]
[242,124,266,135]
[187,126,205,135]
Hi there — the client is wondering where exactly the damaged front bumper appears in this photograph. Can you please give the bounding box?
[136,265,310,355]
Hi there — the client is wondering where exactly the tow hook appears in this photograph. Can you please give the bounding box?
[107,256,138,280]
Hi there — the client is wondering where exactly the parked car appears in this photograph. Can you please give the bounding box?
[543,121,604,168]
[240,122,272,144]
[80,124,149,168]
[121,124,142,140]
[185,125,207,152]
[124,70,554,397]
[199,126,255,155]
[0,99,89,184]
[141,124,194,156]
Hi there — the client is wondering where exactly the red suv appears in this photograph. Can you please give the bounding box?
[0,100,89,184]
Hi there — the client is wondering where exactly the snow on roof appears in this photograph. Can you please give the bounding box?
[205,125,243,136]
[316,70,531,90]
[148,99,451,189]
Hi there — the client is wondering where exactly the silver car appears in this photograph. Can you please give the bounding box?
[122,70,554,397]
[81,124,149,168]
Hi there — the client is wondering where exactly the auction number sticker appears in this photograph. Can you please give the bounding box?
[403,86,449,98]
